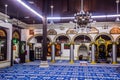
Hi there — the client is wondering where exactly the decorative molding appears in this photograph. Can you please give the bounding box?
[88,27,99,34]
[66,28,77,34]
[13,31,20,39]
[47,29,57,35]
[59,26,64,30]
[110,27,120,34]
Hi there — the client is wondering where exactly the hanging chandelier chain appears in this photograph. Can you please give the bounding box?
[5,4,8,22]
[116,0,120,22]
[81,0,83,12]
[50,5,54,24]
[116,0,119,14]
[50,5,54,17]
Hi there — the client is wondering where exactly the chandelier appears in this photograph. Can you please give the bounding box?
[74,0,93,32]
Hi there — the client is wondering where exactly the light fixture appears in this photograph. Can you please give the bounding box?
[24,16,30,19]
[28,1,34,4]
[74,0,93,32]
[47,14,120,20]
[17,0,120,22]
[116,0,120,22]
[50,5,54,24]
[17,0,43,19]
[5,4,8,22]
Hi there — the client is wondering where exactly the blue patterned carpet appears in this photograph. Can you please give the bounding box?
[0,60,120,80]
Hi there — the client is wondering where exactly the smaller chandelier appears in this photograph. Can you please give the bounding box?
[74,0,93,30]
[74,11,92,27]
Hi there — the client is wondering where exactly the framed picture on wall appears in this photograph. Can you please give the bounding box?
[64,44,70,49]
[29,29,34,35]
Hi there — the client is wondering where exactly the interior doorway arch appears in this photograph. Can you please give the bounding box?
[95,34,112,63]
[78,44,88,60]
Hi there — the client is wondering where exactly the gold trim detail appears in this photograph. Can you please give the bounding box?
[91,61,96,64]
[51,60,55,63]
[112,62,117,64]
[69,60,74,64]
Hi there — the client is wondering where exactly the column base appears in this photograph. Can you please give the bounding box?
[91,61,96,64]
[112,62,117,64]
[69,60,74,64]
[25,59,30,62]
[51,60,55,63]
[39,61,49,67]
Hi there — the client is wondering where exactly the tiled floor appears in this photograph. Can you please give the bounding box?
[0,60,120,80]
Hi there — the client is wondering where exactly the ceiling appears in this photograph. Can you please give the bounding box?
[0,0,119,24]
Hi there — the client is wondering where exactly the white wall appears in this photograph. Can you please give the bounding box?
[24,22,120,61]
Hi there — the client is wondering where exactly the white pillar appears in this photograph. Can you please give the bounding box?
[26,45,30,62]
[61,43,64,54]
[60,43,64,60]
[112,42,117,64]
[70,43,74,63]
[91,43,96,64]
[51,43,55,62]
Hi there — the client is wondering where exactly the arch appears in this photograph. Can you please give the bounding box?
[0,28,7,61]
[0,28,7,37]
[53,33,71,42]
[77,44,88,60]
[94,32,114,41]
[12,30,20,40]
[27,34,52,43]
[72,33,93,42]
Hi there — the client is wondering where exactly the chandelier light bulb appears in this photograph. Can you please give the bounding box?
[116,17,120,22]
[116,0,119,3]
[5,4,8,7]
[50,5,54,9]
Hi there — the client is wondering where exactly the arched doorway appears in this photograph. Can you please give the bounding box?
[0,29,7,61]
[95,34,112,63]
[73,34,91,61]
[78,44,88,60]
[55,35,70,57]
[12,30,20,62]
[28,35,51,60]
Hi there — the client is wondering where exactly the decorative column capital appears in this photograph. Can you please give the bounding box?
[91,42,95,45]
[51,42,55,45]
[70,42,74,45]
[112,41,118,45]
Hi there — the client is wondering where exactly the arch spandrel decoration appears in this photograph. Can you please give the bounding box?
[47,29,57,35]
[13,31,20,39]
[66,28,77,34]
[88,27,99,34]
[96,37,105,45]
[0,29,6,37]
[110,27,120,34]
